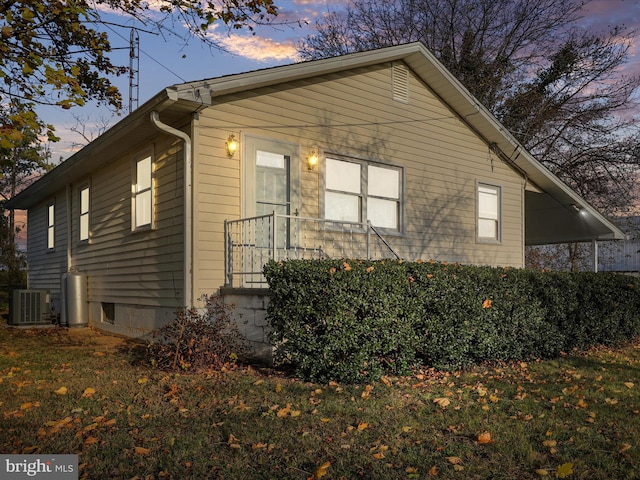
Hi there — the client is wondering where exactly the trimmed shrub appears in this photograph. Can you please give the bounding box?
[264,259,640,383]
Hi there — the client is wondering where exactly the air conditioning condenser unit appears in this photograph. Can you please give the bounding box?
[9,289,51,326]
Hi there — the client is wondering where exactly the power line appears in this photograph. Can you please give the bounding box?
[101,22,189,84]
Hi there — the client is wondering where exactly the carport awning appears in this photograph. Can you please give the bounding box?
[525,190,622,245]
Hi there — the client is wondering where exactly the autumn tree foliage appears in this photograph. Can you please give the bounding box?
[0,102,54,287]
[0,0,279,282]
[298,0,640,218]
[0,0,279,149]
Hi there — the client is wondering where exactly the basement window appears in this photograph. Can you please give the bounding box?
[101,302,115,324]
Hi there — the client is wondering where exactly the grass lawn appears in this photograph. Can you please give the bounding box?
[1,326,639,479]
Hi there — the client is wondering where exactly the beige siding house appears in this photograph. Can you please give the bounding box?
[7,43,623,349]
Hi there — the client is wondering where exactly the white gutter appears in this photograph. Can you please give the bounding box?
[150,111,194,307]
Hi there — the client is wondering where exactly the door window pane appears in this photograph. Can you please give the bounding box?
[257,150,285,169]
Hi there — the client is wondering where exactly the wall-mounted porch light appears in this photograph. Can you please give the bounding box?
[307,148,319,170]
[225,134,238,157]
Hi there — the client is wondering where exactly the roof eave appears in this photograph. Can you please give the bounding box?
[6,88,208,210]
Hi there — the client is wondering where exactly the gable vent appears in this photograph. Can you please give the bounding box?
[392,63,409,103]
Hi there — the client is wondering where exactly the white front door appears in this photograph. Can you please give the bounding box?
[243,137,300,283]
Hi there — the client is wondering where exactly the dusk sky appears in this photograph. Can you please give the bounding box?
[41,0,640,161]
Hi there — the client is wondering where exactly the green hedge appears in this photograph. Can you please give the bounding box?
[264,259,640,383]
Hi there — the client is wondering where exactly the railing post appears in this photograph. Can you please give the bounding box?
[272,210,277,262]
[223,220,231,286]
[366,220,371,259]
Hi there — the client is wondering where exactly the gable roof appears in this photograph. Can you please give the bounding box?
[6,42,624,244]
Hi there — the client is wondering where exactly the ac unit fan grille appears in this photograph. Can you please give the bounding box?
[9,290,51,326]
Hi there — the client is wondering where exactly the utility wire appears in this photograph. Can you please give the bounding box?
[101,22,189,83]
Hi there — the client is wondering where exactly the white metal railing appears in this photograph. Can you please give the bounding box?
[224,212,399,288]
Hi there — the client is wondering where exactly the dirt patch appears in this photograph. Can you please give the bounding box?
[67,327,127,348]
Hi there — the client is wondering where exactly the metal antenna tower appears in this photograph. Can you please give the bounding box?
[128,28,140,114]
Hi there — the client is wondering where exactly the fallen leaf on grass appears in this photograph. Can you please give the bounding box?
[227,434,241,449]
[619,443,632,453]
[477,432,493,444]
[624,382,634,389]
[54,387,68,395]
[276,404,291,417]
[428,465,438,476]
[446,456,463,465]
[137,377,149,385]
[433,397,451,408]
[276,403,300,418]
[357,422,369,431]
[361,385,374,399]
[81,387,96,398]
[313,461,331,479]
[134,447,150,455]
[556,462,573,478]
[535,469,549,476]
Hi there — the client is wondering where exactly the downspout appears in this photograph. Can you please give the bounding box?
[66,183,72,271]
[150,111,194,307]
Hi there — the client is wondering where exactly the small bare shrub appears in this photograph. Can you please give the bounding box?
[148,294,248,371]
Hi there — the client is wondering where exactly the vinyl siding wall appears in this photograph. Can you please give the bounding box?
[193,62,524,296]
[26,193,68,313]
[71,136,185,307]
[25,134,185,334]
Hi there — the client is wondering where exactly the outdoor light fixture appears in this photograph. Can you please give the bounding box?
[225,134,238,157]
[307,148,319,170]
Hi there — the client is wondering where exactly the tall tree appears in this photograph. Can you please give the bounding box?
[1,0,280,280]
[0,101,53,286]
[0,0,280,149]
[298,0,640,217]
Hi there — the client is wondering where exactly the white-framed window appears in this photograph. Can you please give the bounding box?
[477,183,501,242]
[79,185,90,242]
[324,156,403,232]
[47,203,55,250]
[132,153,153,230]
